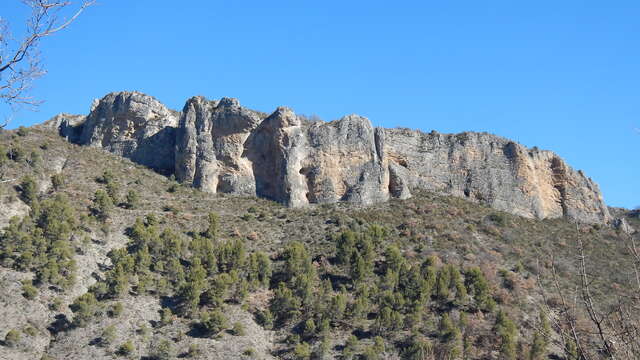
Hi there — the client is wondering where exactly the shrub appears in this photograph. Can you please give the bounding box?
[488,213,507,227]
[256,309,274,329]
[495,310,518,360]
[231,321,245,336]
[160,307,173,326]
[248,251,271,287]
[373,336,385,354]
[51,173,65,191]
[23,326,37,337]
[0,144,6,164]
[363,346,379,360]
[8,145,25,162]
[28,151,41,167]
[70,293,99,327]
[200,309,228,336]
[100,325,116,347]
[125,189,139,209]
[97,170,114,184]
[529,310,550,360]
[343,335,359,359]
[92,189,113,221]
[50,297,63,311]
[205,212,219,239]
[20,176,37,205]
[187,343,201,358]
[16,126,28,136]
[243,347,256,357]
[303,318,316,339]
[110,302,123,317]
[145,213,159,226]
[149,339,175,360]
[404,335,433,360]
[270,283,301,325]
[118,340,134,356]
[4,329,20,347]
[294,342,311,360]
[106,181,119,203]
[22,281,38,300]
[136,323,149,337]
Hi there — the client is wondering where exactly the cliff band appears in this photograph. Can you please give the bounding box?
[44,91,610,224]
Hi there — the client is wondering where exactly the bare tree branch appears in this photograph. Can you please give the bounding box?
[577,237,616,358]
[0,0,94,127]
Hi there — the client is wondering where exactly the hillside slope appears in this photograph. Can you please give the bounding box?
[0,126,637,359]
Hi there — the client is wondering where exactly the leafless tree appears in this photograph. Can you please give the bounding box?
[539,231,640,359]
[0,0,94,127]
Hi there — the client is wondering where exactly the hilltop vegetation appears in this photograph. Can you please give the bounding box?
[0,127,638,359]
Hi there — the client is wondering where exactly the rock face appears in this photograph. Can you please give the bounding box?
[613,217,635,235]
[76,92,179,173]
[51,91,611,224]
[245,107,308,206]
[175,96,262,195]
[383,129,610,224]
[38,113,86,142]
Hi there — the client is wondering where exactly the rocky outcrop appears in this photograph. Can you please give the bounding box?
[613,218,635,234]
[38,113,86,142]
[298,115,390,205]
[47,91,611,224]
[383,129,610,224]
[74,92,179,173]
[0,198,30,230]
[245,107,308,206]
[175,96,263,194]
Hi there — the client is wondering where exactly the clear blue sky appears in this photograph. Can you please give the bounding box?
[2,1,638,208]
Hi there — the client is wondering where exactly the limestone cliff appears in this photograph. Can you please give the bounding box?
[45,91,611,224]
[76,91,178,173]
[175,96,262,195]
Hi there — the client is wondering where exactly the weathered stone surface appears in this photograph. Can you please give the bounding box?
[76,91,179,173]
[613,217,635,234]
[0,198,30,230]
[246,107,308,206]
[175,96,262,194]
[47,91,612,224]
[38,113,86,142]
[249,112,390,207]
[300,115,389,205]
[383,129,610,224]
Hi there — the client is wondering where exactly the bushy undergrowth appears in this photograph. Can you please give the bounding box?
[0,128,637,359]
